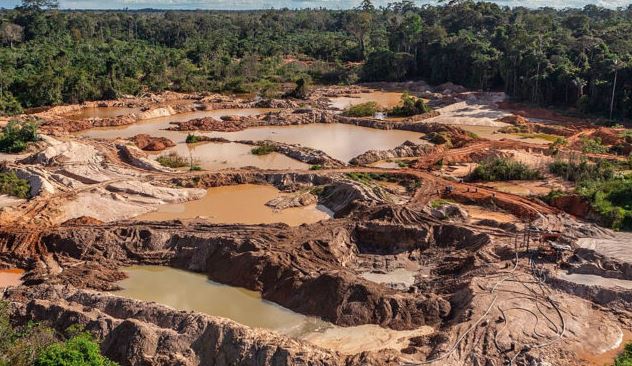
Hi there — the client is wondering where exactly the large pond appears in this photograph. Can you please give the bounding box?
[136,184,332,226]
[80,108,424,166]
[117,266,432,354]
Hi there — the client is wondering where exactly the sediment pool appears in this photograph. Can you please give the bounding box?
[118,266,434,354]
[136,184,332,225]
[328,91,404,110]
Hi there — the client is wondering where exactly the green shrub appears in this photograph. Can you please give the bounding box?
[577,177,632,230]
[515,133,560,142]
[0,92,23,116]
[342,102,379,117]
[0,120,39,153]
[35,333,118,366]
[581,137,609,154]
[251,144,276,155]
[309,164,323,170]
[614,342,632,366]
[0,171,30,199]
[467,158,542,182]
[185,134,201,144]
[189,165,202,171]
[156,152,189,168]
[549,159,615,183]
[389,94,432,117]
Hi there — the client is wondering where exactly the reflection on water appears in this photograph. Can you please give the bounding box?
[136,184,332,225]
[65,107,143,120]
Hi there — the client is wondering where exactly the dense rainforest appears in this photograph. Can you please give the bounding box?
[1,0,632,121]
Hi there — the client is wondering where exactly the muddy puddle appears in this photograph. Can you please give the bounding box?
[328,91,403,110]
[0,268,24,288]
[65,107,143,120]
[117,266,433,354]
[136,184,332,225]
[578,328,632,366]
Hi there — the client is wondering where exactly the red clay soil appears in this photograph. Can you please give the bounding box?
[548,194,593,219]
[498,101,595,127]
[129,134,176,151]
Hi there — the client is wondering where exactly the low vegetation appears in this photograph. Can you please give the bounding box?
[467,158,542,182]
[581,137,609,154]
[549,159,615,182]
[515,133,560,142]
[0,301,117,366]
[309,164,323,170]
[185,134,202,144]
[156,152,190,168]
[614,342,632,366]
[345,172,395,184]
[389,94,432,117]
[430,198,455,208]
[549,158,632,230]
[342,102,379,117]
[0,120,39,153]
[0,171,30,198]
[251,144,276,156]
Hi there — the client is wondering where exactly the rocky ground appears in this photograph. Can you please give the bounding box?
[0,84,631,366]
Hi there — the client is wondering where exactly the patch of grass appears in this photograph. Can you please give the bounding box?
[515,132,560,142]
[310,164,324,170]
[0,120,39,153]
[251,144,276,155]
[430,198,455,208]
[156,152,189,168]
[342,101,379,117]
[0,171,30,199]
[190,165,202,171]
[467,158,542,182]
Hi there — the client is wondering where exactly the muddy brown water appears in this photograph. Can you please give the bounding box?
[117,266,434,354]
[136,184,332,225]
[80,108,424,165]
[0,268,24,288]
[328,91,404,110]
[65,107,143,120]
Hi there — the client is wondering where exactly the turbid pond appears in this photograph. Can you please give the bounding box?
[118,266,433,354]
[136,184,332,225]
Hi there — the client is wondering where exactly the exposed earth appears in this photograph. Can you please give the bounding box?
[0,82,631,366]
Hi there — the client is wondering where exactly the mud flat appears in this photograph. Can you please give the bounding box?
[64,107,143,120]
[136,184,332,225]
[328,91,404,110]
